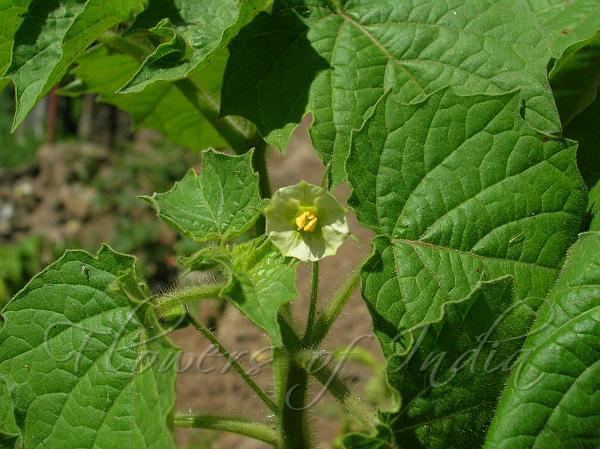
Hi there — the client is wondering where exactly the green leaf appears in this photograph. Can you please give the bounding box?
[484,231,600,449]
[0,378,19,447]
[121,0,269,93]
[143,150,263,243]
[563,97,600,231]
[0,0,33,79]
[527,0,600,58]
[183,239,299,346]
[222,0,560,185]
[353,89,586,447]
[550,37,600,125]
[341,425,395,449]
[386,277,534,448]
[62,46,228,150]
[5,0,146,130]
[351,88,585,324]
[0,246,178,449]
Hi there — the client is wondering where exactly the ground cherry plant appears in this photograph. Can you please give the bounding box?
[1,1,600,448]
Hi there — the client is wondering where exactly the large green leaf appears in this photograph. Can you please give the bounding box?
[143,150,263,243]
[0,246,178,449]
[526,0,600,57]
[384,277,533,448]
[184,239,299,346]
[0,0,33,79]
[0,378,19,448]
[352,89,586,447]
[222,0,560,185]
[550,37,600,125]
[5,0,145,130]
[564,97,600,231]
[121,0,268,93]
[63,46,227,150]
[484,231,600,449]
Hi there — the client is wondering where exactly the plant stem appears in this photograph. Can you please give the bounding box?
[187,313,279,414]
[252,137,272,198]
[307,261,363,346]
[252,136,271,234]
[154,284,225,323]
[303,261,319,345]
[280,360,311,449]
[295,350,377,432]
[174,414,281,447]
[175,78,253,155]
[99,31,256,156]
[279,318,377,435]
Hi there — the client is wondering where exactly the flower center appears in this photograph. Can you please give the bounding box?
[295,210,318,232]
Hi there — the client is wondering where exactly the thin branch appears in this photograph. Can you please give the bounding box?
[187,312,279,414]
[308,259,364,346]
[174,414,281,447]
[302,261,319,345]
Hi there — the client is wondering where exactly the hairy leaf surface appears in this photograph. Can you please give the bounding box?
[122,0,268,92]
[0,246,178,449]
[383,277,533,448]
[484,231,600,448]
[0,379,19,448]
[5,0,145,130]
[183,239,298,346]
[143,150,263,243]
[223,0,560,184]
[526,0,600,57]
[352,89,586,447]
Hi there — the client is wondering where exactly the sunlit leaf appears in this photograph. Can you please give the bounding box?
[121,0,269,93]
[484,231,600,449]
[143,150,263,243]
[223,0,561,184]
[0,246,178,449]
[5,0,145,130]
[352,88,586,447]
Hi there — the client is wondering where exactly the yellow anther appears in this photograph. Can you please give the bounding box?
[296,210,318,232]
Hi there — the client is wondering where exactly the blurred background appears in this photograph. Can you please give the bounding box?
[0,86,385,448]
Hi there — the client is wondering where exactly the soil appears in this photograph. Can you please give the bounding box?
[171,118,381,449]
[1,119,383,449]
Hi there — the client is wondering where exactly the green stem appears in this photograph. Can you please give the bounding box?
[175,78,253,155]
[99,31,256,156]
[303,261,319,345]
[154,284,224,323]
[295,350,377,432]
[307,261,363,346]
[187,313,279,414]
[252,137,272,199]
[280,360,311,449]
[279,318,377,434]
[252,137,271,234]
[174,414,281,447]
[98,30,149,61]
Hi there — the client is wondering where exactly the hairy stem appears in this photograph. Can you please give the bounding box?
[296,350,377,431]
[279,318,377,436]
[154,284,225,323]
[280,360,311,449]
[174,414,281,447]
[187,313,279,414]
[303,261,320,345]
[308,261,363,346]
